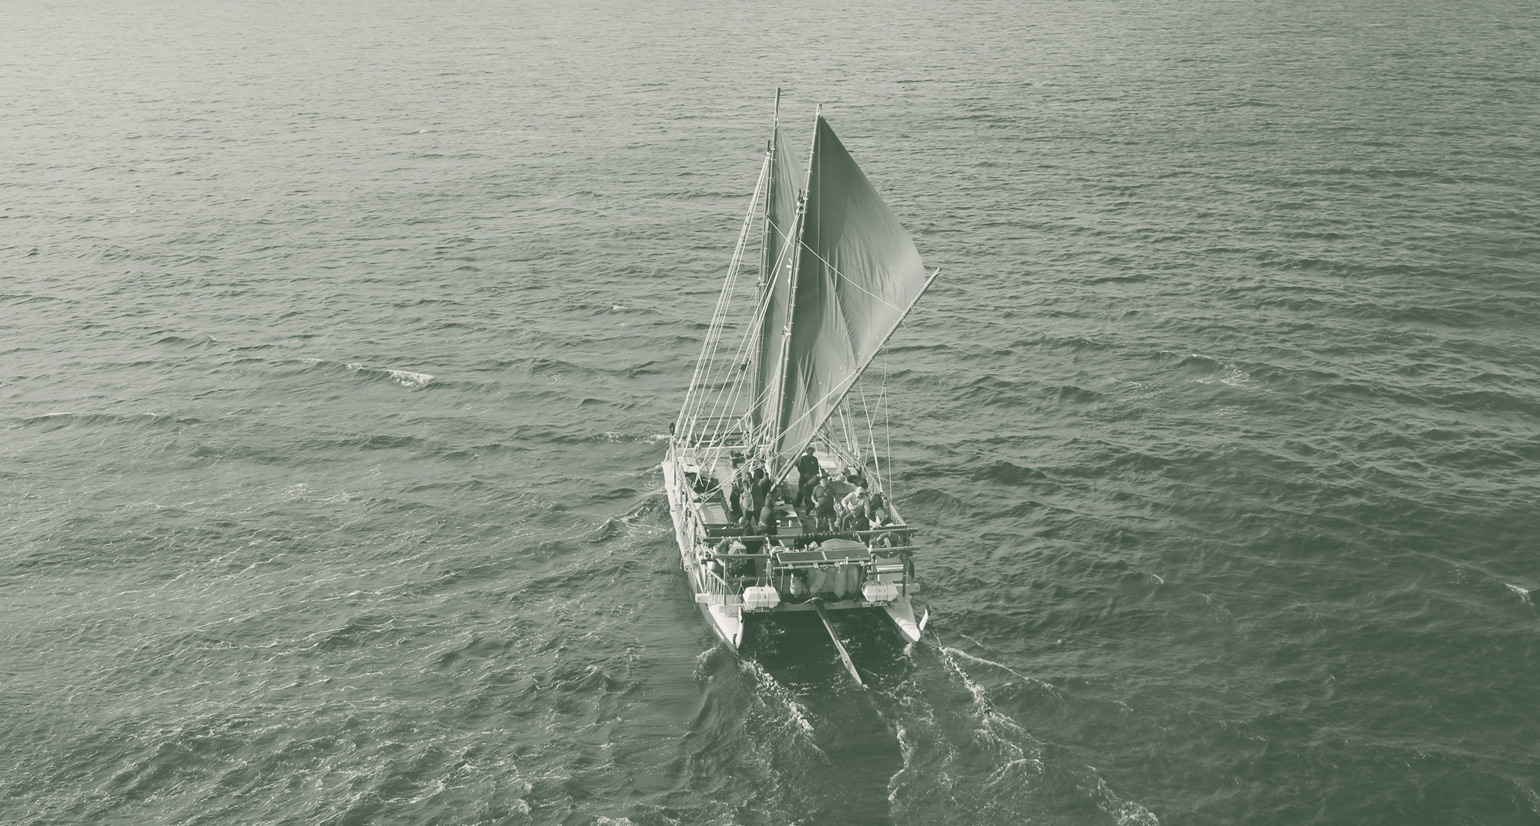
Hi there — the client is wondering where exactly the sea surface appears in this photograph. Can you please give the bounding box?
[4,0,1539,824]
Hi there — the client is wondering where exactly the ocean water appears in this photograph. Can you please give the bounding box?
[4,0,1539,824]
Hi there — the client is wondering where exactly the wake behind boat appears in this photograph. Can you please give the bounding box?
[663,95,939,674]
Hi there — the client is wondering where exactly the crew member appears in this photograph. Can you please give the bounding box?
[841,485,870,531]
[795,446,820,509]
[750,466,772,516]
[812,473,837,533]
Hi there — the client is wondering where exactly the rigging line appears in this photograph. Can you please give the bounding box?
[843,396,858,466]
[697,152,796,435]
[747,221,805,436]
[763,267,941,485]
[691,153,765,397]
[695,329,747,444]
[686,305,745,442]
[686,292,742,435]
[711,338,771,453]
[882,345,893,502]
[703,205,800,433]
[695,228,761,421]
[694,236,779,443]
[765,370,863,486]
[850,392,862,465]
[797,242,906,314]
[698,253,787,451]
[704,324,778,455]
[701,375,749,456]
[680,155,768,437]
[859,377,883,493]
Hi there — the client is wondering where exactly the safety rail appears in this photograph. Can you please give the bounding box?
[708,549,922,567]
[704,566,734,592]
[706,527,918,545]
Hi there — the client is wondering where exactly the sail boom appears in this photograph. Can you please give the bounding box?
[770,267,942,487]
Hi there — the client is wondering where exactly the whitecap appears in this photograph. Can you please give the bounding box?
[1195,363,1257,389]
[388,369,433,389]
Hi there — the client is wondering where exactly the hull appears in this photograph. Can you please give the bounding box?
[663,441,922,654]
[663,445,745,649]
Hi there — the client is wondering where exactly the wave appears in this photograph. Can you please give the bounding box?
[873,638,1160,824]
[343,362,434,389]
[972,459,1049,487]
[17,410,203,431]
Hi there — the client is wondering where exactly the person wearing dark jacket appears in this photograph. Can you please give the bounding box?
[795,446,820,509]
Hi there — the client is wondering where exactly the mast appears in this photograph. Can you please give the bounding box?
[751,90,807,452]
[758,89,781,290]
[763,108,821,478]
[752,89,781,406]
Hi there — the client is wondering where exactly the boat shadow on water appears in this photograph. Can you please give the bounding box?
[746,609,915,693]
[727,612,916,825]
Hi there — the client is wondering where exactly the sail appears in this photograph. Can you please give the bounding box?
[768,115,929,473]
[752,123,804,437]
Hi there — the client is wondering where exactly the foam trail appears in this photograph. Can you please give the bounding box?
[738,659,821,750]
[943,646,1064,699]
[1506,583,1532,605]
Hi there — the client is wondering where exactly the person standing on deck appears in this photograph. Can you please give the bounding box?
[749,466,771,517]
[759,492,779,539]
[737,479,756,521]
[795,446,821,509]
[812,473,837,533]
[727,452,746,518]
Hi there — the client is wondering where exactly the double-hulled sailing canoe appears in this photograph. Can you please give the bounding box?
[662,97,938,672]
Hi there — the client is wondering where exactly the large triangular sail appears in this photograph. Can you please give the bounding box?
[762,115,932,475]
